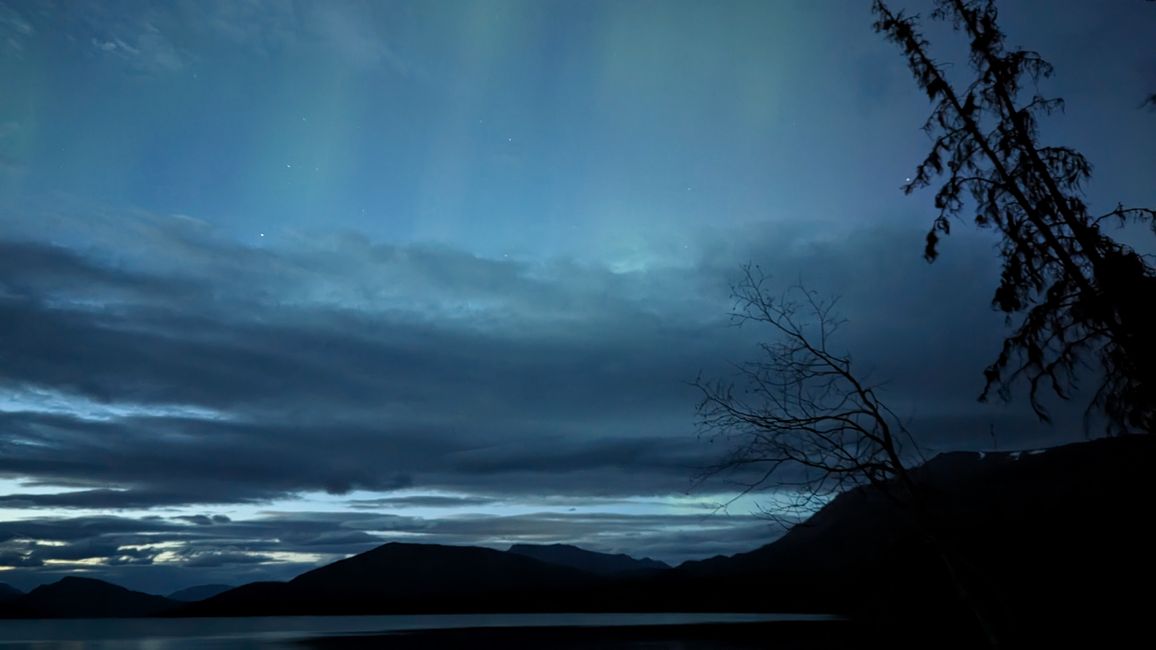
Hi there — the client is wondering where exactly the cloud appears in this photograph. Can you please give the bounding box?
[177,550,276,568]
[0,506,776,592]
[8,0,423,79]
[0,2,33,56]
[0,551,42,568]
[89,25,185,74]
[0,201,1086,591]
[68,4,190,75]
[0,208,1074,502]
[0,489,214,510]
[349,495,499,509]
[172,514,228,526]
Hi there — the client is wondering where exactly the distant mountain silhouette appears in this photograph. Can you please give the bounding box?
[507,543,669,575]
[167,584,233,602]
[3,435,1150,646]
[2,577,176,618]
[184,542,601,616]
[673,435,1156,646]
[0,583,22,603]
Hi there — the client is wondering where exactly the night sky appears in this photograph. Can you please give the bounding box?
[0,0,1153,594]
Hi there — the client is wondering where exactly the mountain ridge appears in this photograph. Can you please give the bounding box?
[167,584,234,602]
[507,543,669,575]
[0,434,1148,648]
[184,542,604,616]
[2,576,177,618]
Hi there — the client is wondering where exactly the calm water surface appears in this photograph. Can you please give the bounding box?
[0,613,838,649]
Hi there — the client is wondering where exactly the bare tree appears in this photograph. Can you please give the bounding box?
[873,0,1156,435]
[694,266,1003,646]
[694,266,921,522]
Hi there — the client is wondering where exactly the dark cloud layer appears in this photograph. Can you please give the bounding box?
[0,214,1068,510]
[0,205,1087,591]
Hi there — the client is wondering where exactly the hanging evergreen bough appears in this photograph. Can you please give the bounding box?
[873,0,1156,435]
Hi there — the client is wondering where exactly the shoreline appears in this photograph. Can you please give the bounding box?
[297,620,869,649]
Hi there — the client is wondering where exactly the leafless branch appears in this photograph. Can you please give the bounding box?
[693,266,921,524]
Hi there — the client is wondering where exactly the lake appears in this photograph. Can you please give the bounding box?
[0,613,846,649]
